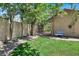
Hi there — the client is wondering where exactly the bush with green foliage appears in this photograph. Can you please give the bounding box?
[9,42,40,56]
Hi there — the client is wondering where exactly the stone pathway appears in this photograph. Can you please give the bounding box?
[0,35,39,56]
[50,37,79,41]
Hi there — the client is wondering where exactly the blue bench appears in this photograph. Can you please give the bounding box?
[54,31,64,37]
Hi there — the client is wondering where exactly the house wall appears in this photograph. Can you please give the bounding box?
[53,15,79,37]
[74,16,79,37]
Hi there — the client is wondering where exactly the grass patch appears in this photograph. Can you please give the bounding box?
[28,36,79,56]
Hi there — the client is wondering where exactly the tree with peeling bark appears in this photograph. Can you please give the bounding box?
[0,3,17,42]
[22,3,48,36]
[15,4,28,37]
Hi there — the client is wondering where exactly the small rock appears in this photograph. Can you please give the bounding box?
[0,41,4,48]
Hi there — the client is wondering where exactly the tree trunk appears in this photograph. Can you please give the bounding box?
[27,24,30,36]
[33,23,37,35]
[30,23,34,36]
[30,23,36,36]
[3,19,8,43]
[21,21,23,37]
[20,17,24,38]
[9,16,13,40]
[30,19,36,36]
[9,21,13,40]
[51,18,54,36]
[38,24,44,34]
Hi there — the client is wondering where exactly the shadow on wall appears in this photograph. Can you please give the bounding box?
[0,18,32,42]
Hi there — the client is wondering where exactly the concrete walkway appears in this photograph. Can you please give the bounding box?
[50,37,79,41]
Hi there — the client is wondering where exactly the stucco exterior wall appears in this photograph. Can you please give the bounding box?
[0,18,29,41]
[12,22,22,38]
[0,18,8,41]
[53,15,79,37]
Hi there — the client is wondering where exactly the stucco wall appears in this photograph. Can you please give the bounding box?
[12,22,21,38]
[53,15,79,37]
[0,18,8,41]
[0,18,29,41]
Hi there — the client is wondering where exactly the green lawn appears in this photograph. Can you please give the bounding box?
[28,36,79,56]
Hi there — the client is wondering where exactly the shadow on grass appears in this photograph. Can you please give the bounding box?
[0,39,19,56]
[0,36,32,56]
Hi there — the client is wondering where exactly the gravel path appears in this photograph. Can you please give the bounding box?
[0,36,38,56]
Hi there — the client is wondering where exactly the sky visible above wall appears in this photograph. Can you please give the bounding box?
[61,3,79,10]
[0,3,79,16]
[0,3,79,22]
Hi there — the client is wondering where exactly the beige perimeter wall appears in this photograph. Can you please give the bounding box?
[0,18,30,41]
[53,15,79,37]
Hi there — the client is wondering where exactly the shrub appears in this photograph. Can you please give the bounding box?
[9,42,40,56]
